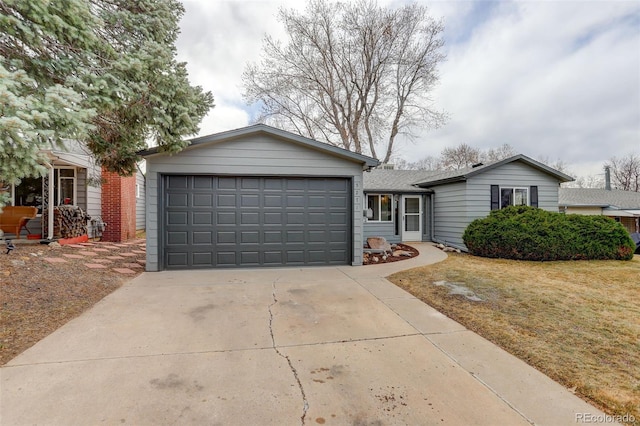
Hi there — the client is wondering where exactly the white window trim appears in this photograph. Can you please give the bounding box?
[55,166,77,206]
[500,186,529,208]
[367,193,394,222]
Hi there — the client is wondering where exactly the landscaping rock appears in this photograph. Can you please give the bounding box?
[367,237,392,253]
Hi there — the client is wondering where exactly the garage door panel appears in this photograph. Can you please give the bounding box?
[167,211,188,226]
[193,176,213,189]
[286,179,306,191]
[264,212,282,224]
[167,193,188,207]
[166,252,188,267]
[217,231,236,244]
[163,176,351,269]
[166,231,188,245]
[264,251,283,264]
[217,252,236,265]
[264,179,284,190]
[286,213,305,224]
[241,231,260,244]
[264,231,283,244]
[167,176,188,189]
[241,194,260,207]
[193,193,213,207]
[240,251,260,265]
[192,252,212,265]
[193,232,212,245]
[217,212,236,225]
[330,196,348,208]
[286,230,304,242]
[217,194,236,206]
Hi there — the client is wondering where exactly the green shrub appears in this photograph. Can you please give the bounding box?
[462,206,635,261]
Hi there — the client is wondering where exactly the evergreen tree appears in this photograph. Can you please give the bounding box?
[0,0,213,205]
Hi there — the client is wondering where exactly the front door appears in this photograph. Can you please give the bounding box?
[402,195,422,241]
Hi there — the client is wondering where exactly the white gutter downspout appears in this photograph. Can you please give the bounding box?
[43,160,55,240]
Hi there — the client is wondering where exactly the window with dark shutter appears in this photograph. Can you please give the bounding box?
[491,185,500,210]
[530,186,538,207]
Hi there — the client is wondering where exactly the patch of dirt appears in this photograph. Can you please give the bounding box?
[0,239,146,365]
[363,243,419,265]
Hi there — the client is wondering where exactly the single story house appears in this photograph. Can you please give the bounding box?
[363,155,574,251]
[2,140,145,242]
[559,188,640,234]
[139,125,574,271]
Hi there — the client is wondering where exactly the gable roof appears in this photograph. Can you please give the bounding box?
[559,188,640,209]
[414,154,574,187]
[138,124,379,168]
[363,154,574,192]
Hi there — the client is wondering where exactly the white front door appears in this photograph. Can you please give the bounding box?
[402,195,422,241]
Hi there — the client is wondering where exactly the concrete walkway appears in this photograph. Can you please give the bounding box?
[1,244,612,425]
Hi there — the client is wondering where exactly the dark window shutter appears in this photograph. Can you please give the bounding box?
[530,186,538,207]
[491,185,500,210]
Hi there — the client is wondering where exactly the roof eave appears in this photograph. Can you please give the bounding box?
[138,124,380,168]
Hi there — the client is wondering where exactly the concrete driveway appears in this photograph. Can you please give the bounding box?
[1,244,610,425]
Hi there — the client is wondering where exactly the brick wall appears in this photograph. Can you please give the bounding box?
[101,168,136,242]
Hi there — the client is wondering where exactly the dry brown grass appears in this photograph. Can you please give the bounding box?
[0,241,146,365]
[389,253,640,425]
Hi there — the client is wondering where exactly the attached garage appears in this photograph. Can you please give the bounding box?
[140,125,378,271]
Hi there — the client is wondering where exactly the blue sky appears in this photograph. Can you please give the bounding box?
[176,0,640,180]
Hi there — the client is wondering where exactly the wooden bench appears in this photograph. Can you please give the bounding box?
[0,206,38,239]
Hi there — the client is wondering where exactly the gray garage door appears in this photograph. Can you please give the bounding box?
[162,175,351,269]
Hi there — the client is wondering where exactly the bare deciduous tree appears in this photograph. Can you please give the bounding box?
[440,143,481,170]
[242,0,447,163]
[483,144,517,163]
[606,153,640,192]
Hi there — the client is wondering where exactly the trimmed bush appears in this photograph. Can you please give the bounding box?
[462,206,635,261]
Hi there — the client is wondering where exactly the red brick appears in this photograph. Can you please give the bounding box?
[101,168,137,243]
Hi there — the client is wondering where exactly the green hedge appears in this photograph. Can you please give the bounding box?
[462,206,635,261]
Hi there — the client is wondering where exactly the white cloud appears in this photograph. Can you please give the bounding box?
[176,0,640,179]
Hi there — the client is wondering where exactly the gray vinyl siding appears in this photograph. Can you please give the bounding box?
[136,169,145,231]
[85,169,102,238]
[432,162,562,251]
[467,162,560,220]
[432,182,467,249]
[145,134,366,271]
[363,222,400,243]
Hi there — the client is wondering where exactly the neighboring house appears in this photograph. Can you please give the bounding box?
[363,155,574,251]
[3,140,145,242]
[139,124,378,271]
[559,188,640,234]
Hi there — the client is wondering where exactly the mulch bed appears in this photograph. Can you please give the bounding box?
[0,239,146,365]
[362,243,419,265]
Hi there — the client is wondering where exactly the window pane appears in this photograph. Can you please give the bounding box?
[405,215,420,232]
[15,176,43,214]
[501,188,513,208]
[367,195,380,220]
[60,178,74,205]
[515,188,528,206]
[380,195,392,221]
[59,169,75,178]
[405,197,420,213]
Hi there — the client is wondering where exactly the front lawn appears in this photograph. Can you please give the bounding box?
[388,253,640,425]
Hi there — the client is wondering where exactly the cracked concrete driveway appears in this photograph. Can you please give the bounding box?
[1,244,610,425]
